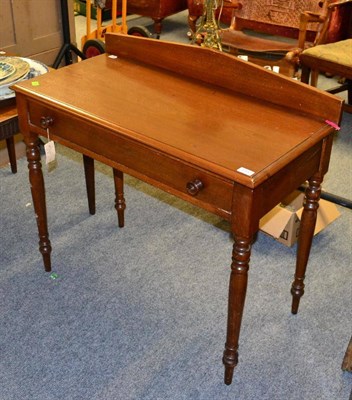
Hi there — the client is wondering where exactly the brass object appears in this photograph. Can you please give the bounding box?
[192,0,222,51]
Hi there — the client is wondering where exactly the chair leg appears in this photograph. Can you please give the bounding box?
[310,70,319,87]
[83,154,96,215]
[6,136,17,173]
[301,64,311,84]
[113,168,126,228]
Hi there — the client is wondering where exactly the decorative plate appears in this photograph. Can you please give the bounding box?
[0,57,49,101]
[0,57,30,86]
[0,62,16,81]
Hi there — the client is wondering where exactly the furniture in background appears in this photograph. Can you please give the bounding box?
[118,0,188,36]
[0,99,19,173]
[189,0,325,76]
[188,0,322,37]
[220,0,352,47]
[300,0,352,84]
[325,0,352,42]
[300,39,352,108]
[77,0,188,47]
[299,0,352,86]
[13,33,342,385]
[189,1,351,76]
[0,52,52,173]
[299,38,352,207]
[298,4,352,209]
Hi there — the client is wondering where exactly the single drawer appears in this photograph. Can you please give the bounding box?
[28,101,234,218]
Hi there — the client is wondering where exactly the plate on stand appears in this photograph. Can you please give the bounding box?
[0,62,16,81]
[0,57,49,101]
[0,57,30,86]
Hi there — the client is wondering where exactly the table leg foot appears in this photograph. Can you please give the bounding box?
[291,175,322,314]
[223,348,238,385]
[26,135,52,271]
[291,297,300,315]
[113,168,126,228]
[42,250,52,272]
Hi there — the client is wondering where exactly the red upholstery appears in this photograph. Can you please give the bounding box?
[187,0,350,40]
[326,3,352,42]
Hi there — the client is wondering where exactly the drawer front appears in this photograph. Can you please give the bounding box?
[28,102,234,218]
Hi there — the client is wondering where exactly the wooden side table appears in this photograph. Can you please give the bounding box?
[0,98,19,173]
[13,33,344,385]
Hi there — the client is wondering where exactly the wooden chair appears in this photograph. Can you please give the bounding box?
[299,2,352,208]
[300,1,352,106]
[300,38,352,110]
[218,0,334,75]
[190,1,347,76]
[299,0,352,84]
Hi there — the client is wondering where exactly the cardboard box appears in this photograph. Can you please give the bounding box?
[259,191,340,246]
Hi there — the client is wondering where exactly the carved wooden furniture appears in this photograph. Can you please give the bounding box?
[0,99,19,173]
[189,0,325,75]
[13,33,343,385]
[119,0,188,36]
[188,0,322,37]
[189,1,351,76]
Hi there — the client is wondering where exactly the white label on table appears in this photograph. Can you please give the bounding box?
[44,141,56,164]
[237,167,255,176]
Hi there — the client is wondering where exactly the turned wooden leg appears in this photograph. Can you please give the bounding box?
[25,135,52,272]
[291,175,322,314]
[153,18,162,38]
[223,236,252,385]
[301,64,311,84]
[310,70,319,87]
[188,15,198,35]
[83,154,95,215]
[6,136,17,173]
[113,168,125,228]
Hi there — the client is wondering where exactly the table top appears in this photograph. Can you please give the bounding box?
[13,34,343,188]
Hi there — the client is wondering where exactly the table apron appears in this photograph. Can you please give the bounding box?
[27,101,234,219]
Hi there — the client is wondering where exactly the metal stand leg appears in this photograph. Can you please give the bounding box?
[53,0,86,69]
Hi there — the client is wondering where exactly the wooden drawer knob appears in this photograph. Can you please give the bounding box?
[40,116,54,129]
[186,179,204,196]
